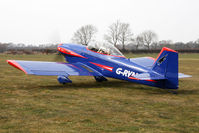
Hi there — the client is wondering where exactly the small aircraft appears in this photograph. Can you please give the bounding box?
[7,43,191,89]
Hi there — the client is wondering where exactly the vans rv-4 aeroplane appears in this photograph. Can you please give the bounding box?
[7,43,191,89]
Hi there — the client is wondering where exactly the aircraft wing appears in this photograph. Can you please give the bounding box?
[7,60,102,76]
[129,57,155,68]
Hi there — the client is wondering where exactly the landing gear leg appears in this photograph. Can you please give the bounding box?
[94,76,108,82]
[57,76,72,84]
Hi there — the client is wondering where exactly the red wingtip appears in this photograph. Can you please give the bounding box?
[7,60,27,74]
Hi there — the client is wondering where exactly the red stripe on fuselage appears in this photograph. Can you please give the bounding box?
[90,62,113,72]
[58,47,87,58]
[145,79,157,82]
[128,76,157,82]
[128,77,140,80]
[7,60,27,74]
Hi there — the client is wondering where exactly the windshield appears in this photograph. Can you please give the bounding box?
[87,43,124,57]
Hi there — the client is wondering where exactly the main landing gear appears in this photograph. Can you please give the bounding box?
[94,76,108,82]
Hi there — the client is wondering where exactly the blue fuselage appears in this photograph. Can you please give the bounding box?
[59,43,163,88]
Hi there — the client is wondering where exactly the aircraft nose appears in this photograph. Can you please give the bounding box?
[57,44,71,51]
[57,44,87,58]
[57,46,70,53]
[59,43,69,48]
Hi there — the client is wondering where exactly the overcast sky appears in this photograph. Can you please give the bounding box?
[0,0,199,45]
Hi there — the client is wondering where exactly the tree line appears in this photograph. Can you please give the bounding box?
[0,20,199,54]
[71,20,199,51]
[0,43,57,54]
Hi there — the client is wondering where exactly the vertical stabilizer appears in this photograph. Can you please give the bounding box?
[152,47,178,89]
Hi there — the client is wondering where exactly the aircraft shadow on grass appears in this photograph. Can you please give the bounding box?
[37,80,198,95]
[36,80,194,95]
[39,80,136,90]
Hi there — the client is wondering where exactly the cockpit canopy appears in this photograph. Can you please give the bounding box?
[87,43,124,57]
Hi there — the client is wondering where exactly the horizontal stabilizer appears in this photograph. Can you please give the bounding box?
[129,57,155,68]
[134,73,165,80]
[178,73,192,78]
[134,72,192,80]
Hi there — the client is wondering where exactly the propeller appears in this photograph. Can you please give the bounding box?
[54,51,65,62]
[49,30,65,62]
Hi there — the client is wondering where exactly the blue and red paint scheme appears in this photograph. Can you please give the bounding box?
[7,43,191,89]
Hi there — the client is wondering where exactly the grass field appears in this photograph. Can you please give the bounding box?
[0,53,199,133]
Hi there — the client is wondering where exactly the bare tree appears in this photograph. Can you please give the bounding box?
[158,40,173,49]
[104,20,122,47]
[0,43,10,53]
[119,23,133,50]
[72,25,97,46]
[134,35,144,50]
[195,39,199,48]
[195,38,199,44]
[140,30,158,50]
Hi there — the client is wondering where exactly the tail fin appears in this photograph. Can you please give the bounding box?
[152,47,178,89]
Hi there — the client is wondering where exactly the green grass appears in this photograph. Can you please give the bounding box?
[0,53,199,133]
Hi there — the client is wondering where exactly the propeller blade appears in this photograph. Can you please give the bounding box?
[54,51,65,62]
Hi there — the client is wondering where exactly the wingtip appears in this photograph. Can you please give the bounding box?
[7,60,28,74]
